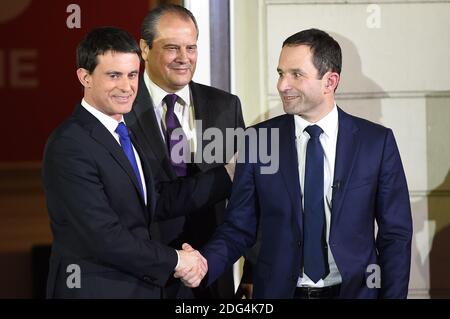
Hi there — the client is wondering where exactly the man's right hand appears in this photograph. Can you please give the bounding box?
[174,243,207,288]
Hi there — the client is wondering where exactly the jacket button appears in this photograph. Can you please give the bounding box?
[298,241,302,247]
[143,276,152,282]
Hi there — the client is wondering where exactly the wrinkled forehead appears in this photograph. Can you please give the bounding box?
[155,12,198,39]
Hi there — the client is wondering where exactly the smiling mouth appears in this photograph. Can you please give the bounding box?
[113,95,132,103]
[172,68,190,72]
[283,96,299,101]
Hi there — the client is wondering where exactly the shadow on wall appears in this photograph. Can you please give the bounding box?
[331,32,385,125]
[409,91,450,298]
[426,90,450,298]
[410,170,450,299]
[429,172,450,298]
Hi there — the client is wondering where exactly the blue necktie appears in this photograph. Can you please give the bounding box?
[164,94,188,177]
[115,122,145,200]
[303,125,329,283]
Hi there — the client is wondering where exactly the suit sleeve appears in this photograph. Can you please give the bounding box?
[153,166,232,221]
[232,94,259,285]
[200,142,259,287]
[375,129,413,298]
[43,136,177,287]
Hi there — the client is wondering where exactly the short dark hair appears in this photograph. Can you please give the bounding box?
[140,4,199,48]
[76,26,140,73]
[283,28,342,78]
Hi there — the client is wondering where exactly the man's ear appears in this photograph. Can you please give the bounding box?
[140,39,150,61]
[323,71,340,93]
[76,68,91,88]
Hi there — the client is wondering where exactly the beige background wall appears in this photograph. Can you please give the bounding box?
[231,0,450,298]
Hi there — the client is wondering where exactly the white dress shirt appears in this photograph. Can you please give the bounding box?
[81,99,147,205]
[295,104,342,287]
[143,72,197,158]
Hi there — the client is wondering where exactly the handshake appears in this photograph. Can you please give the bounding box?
[174,243,207,288]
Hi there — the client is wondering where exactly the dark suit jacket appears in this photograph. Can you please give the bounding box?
[202,107,413,299]
[43,104,231,298]
[124,78,245,298]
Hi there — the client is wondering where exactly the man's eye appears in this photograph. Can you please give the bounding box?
[110,74,119,79]
[129,73,137,79]
[294,73,302,78]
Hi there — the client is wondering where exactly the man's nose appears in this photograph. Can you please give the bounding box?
[176,48,189,63]
[277,76,292,92]
[118,77,131,91]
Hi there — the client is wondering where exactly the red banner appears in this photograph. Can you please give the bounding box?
[0,0,150,161]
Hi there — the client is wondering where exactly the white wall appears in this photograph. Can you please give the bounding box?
[185,0,211,86]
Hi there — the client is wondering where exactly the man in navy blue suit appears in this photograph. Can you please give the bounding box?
[181,28,412,298]
[43,27,234,298]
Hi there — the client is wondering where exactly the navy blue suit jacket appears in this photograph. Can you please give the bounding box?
[202,107,412,298]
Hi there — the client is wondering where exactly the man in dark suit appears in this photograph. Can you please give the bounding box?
[124,5,247,298]
[42,27,233,298]
[193,29,413,298]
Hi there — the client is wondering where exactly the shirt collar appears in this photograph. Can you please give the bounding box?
[294,103,338,138]
[81,99,122,135]
[144,71,191,108]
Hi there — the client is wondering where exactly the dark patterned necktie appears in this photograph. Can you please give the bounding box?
[303,124,329,283]
[164,94,188,177]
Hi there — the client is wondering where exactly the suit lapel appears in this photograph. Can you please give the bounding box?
[131,133,155,221]
[331,107,361,225]
[73,105,146,207]
[190,81,210,172]
[278,115,303,235]
[128,77,175,179]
